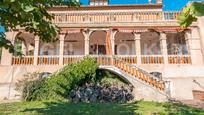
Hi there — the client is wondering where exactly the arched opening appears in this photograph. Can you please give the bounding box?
[64,32,84,55]
[141,31,161,55]
[114,32,135,55]
[14,32,35,56]
[40,39,59,56]
[89,31,107,55]
[166,32,188,55]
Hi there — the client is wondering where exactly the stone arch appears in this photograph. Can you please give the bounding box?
[89,30,107,55]
[39,35,59,56]
[114,32,135,55]
[14,32,35,56]
[141,31,161,55]
[166,32,188,55]
[64,32,85,55]
[98,66,168,101]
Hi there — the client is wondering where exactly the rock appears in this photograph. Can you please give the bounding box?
[68,83,134,103]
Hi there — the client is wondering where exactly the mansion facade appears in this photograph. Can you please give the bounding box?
[1,0,204,101]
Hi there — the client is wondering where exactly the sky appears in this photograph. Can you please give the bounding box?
[80,0,190,11]
[0,0,192,32]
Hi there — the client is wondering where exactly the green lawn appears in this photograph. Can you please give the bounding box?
[0,100,204,115]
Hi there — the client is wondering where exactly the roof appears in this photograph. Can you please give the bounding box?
[49,4,163,11]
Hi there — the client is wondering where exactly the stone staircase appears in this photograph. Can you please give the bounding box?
[95,56,171,101]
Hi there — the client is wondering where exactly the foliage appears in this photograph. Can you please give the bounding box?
[25,57,98,101]
[162,101,204,115]
[178,1,204,27]
[96,70,129,86]
[0,0,79,54]
[0,100,204,115]
[0,50,1,59]
[15,72,45,101]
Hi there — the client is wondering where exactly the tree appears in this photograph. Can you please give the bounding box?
[0,0,79,54]
[178,1,204,27]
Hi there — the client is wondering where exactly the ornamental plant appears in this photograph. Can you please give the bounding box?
[19,57,98,101]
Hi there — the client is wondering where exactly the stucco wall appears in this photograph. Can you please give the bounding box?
[1,65,204,100]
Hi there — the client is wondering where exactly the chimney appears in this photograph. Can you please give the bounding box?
[156,0,163,4]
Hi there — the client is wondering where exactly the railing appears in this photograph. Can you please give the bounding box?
[115,55,137,64]
[11,55,192,66]
[63,55,83,65]
[12,56,34,65]
[51,11,179,24]
[90,55,112,66]
[141,55,164,64]
[37,56,59,65]
[168,55,191,64]
[113,57,166,91]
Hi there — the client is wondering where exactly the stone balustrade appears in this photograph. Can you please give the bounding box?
[51,11,180,24]
[11,55,191,66]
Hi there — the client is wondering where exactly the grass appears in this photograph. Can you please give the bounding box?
[0,100,204,115]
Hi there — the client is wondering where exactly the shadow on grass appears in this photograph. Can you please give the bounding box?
[162,102,204,115]
[22,101,140,115]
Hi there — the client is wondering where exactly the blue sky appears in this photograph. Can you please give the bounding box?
[0,0,191,32]
[81,0,190,11]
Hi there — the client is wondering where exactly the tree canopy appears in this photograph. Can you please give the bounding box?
[0,0,79,54]
[178,1,204,27]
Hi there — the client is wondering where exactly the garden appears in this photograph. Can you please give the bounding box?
[0,57,204,115]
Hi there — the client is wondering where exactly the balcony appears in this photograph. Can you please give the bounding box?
[50,11,180,27]
[11,55,191,66]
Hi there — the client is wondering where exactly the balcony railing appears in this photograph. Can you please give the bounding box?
[168,55,191,64]
[51,11,180,24]
[141,55,164,64]
[37,56,59,65]
[11,55,191,66]
[12,56,34,65]
[115,55,137,64]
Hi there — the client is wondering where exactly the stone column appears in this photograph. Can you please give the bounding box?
[185,30,203,65]
[160,32,168,64]
[33,36,40,65]
[110,30,117,55]
[59,34,65,65]
[22,42,27,55]
[134,33,141,64]
[1,31,18,65]
[83,30,91,55]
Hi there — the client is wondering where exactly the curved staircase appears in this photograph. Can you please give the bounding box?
[93,56,171,101]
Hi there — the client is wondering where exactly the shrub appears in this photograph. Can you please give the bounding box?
[15,73,45,101]
[25,57,98,101]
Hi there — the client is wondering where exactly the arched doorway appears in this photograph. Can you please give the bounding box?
[40,39,59,56]
[114,32,135,55]
[141,32,161,55]
[166,32,188,55]
[89,31,107,55]
[14,32,35,56]
[64,32,85,55]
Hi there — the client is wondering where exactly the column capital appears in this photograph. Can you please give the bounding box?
[133,32,141,40]
[82,29,93,41]
[159,32,167,40]
[35,36,40,41]
[110,29,118,40]
[59,34,65,41]
[184,30,191,40]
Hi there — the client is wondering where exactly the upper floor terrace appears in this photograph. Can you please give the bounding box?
[49,4,181,27]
